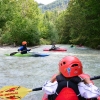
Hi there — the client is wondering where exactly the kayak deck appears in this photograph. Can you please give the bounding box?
[5,52,49,57]
[43,48,67,51]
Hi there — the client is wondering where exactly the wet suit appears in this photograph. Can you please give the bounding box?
[49,45,57,51]
[18,45,31,54]
[10,45,31,56]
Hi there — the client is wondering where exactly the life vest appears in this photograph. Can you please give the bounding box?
[18,46,27,54]
[53,74,86,100]
[21,46,27,51]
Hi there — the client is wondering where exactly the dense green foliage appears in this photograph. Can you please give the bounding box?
[0,0,40,46]
[0,0,100,49]
[55,0,100,49]
[0,0,59,46]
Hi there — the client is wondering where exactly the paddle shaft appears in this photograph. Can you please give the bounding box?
[90,75,100,80]
[32,87,42,91]
[32,75,100,91]
[0,75,100,100]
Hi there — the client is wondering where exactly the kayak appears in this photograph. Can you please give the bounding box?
[42,89,79,100]
[5,52,49,57]
[76,46,88,50]
[42,85,79,100]
[42,93,48,100]
[43,48,67,51]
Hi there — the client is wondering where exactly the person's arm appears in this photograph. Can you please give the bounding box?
[83,77,92,84]
[78,82,100,99]
[79,73,93,84]
[50,72,60,83]
[18,46,23,53]
[27,48,31,51]
[78,74,100,99]
[42,72,59,95]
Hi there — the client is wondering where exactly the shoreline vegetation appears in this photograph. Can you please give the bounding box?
[1,0,100,50]
[0,44,40,49]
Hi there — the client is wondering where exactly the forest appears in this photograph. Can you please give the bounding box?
[0,0,100,49]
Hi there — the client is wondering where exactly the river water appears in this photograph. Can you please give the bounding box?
[0,44,100,100]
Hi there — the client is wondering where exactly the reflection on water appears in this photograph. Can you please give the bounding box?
[0,45,100,100]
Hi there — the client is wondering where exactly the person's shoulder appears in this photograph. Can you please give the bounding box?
[18,46,23,49]
[70,76,82,83]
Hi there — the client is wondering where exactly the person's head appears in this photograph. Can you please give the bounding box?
[53,42,56,45]
[22,41,27,46]
[59,56,83,78]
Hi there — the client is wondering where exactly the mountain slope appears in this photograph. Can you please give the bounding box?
[38,0,70,12]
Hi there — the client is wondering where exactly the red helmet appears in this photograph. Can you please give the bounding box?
[22,41,27,45]
[59,56,83,78]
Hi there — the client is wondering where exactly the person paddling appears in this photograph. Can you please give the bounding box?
[42,56,100,100]
[18,41,31,54]
[10,41,31,56]
[49,42,57,51]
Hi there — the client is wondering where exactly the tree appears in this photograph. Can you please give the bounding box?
[0,0,40,45]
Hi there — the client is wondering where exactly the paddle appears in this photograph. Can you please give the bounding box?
[90,75,100,80]
[0,86,42,100]
[0,75,100,100]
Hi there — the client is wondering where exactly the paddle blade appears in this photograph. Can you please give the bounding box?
[0,86,32,100]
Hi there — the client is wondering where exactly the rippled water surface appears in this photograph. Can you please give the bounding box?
[0,45,100,100]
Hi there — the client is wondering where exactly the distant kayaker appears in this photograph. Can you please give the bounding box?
[42,56,100,100]
[70,44,74,48]
[78,43,83,47]
[49,42,57,51]
[18,41,31,54]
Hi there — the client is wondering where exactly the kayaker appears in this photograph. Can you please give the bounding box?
[70,44,74,48]
[42,56,100,100]
[49,42,57,51]
[18,41,31,54]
